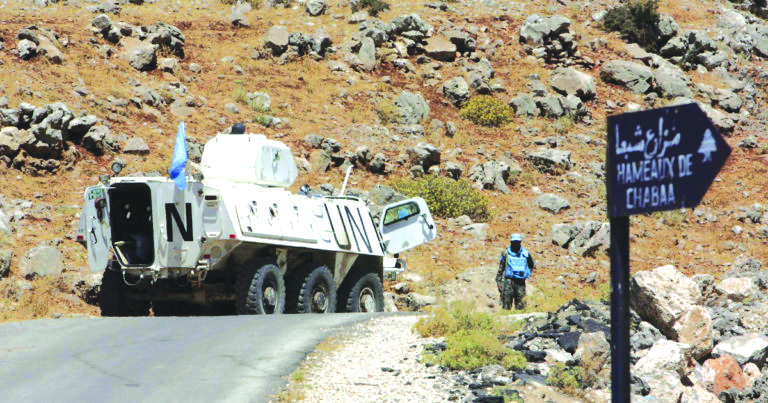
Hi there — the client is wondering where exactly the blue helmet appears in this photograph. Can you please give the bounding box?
[509,233,522,242]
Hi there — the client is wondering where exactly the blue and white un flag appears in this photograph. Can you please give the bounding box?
[169,121,188,191]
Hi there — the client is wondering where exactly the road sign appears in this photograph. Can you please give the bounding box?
[606,103,731,218]
[604,103,731,403]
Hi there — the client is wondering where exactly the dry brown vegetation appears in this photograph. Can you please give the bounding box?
[0,0,766,321]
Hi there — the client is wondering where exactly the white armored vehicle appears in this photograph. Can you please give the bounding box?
[78,130,437,316]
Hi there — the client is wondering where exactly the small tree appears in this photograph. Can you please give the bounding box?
[602,0,662,52]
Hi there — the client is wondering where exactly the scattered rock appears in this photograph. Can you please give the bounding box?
[441,77,470,107]
[129,43,158,71]
[264,26,289,55]
[0,249,11,278]
[600,60,654,94]
[305,0,326,16]
[536,193,570,214]
[630,265,701,337]
[393,91,430,124]
[702,355,748,395]
[19,244,65,279]
[712,334,768,367]
[550,67,595,101]
[524,148,571,175]
[424,36,456,62]
[123,137,150,155]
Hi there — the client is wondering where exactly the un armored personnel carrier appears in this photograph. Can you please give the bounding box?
[78,130,437,316]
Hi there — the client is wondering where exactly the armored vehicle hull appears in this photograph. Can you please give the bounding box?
[78,133,436,316]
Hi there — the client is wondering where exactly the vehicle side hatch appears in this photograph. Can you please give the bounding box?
[379,197,437,254]
[83,185,112,272]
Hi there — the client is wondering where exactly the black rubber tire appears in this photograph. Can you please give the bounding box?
[298,265,336,314]
[100,268,150,317]
[235,258,285,315]
[343,272,384,313]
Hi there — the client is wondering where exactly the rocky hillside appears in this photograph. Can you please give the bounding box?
[0,0,766,321]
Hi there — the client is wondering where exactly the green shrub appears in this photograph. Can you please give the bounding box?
[415,302,527,371]
[351,0,390,16]
[415,301,495,337]
[391,176,490,221]
[460,95,514,127]
[233,82,249,104]
[546,363,585,393]
[601,0,662,52]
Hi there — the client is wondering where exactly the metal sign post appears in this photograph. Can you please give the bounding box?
[605,103,730,402]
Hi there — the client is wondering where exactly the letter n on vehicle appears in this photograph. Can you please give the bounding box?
[165,203,193,242]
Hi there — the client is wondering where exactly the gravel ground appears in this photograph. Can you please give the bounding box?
[272,314,456,403]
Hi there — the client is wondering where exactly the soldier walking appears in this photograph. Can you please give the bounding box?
[496,233,535,310]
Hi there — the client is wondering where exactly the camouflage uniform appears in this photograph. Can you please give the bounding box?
[495,245,534,310]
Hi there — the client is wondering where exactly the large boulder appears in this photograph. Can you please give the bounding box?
[634,339,693,377]
[441,77,470,107]
[393,91,430,124]
[264,26,289,55]
[0,127,23,158]
[551,223,577,247]
[524,148,571,175]
[357,37,376,71]
[630,265,701,337]
[711,334,768,366]
[67,115,98,142]
[91,14,121,43]
[519,14,571,45]
[600,60,654,94]
[715,277,757,302]
[468,160,516,194]
[573,331,610,388]
[509,94,538,116]
[147,22,186,58]
[19,244,65,279]
[129,43,158,71]
[390,13,432,36]
[406,142,440,171]
[671,306,713,360]
[702,355,748,395]
[305,0,326,16]
[550,67,595,101]
[82,125,109,156]
[424,36,456,62]
[654,63,692,98]
[536,193,570,214]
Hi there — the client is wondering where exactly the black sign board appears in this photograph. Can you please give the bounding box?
[605,103,730,403]
[607,103,731,218]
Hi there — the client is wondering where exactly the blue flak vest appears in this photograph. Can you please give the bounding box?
[503,247,531,279]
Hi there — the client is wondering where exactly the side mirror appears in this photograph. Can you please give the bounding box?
[111,159,125,175]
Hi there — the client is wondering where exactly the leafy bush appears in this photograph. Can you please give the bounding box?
[414,301,495,337]
[546,363,585,393]
[351,0,390,16]
[391,176,490,221]
[602,0,662,52]
[415,302,526,371]
[460,95,514,127]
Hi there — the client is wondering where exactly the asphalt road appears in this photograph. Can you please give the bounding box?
[0,313,377,402]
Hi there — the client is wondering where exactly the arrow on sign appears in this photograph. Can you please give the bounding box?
[606,103,731,218]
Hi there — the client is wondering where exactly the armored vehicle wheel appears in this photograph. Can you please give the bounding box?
[236,259,285,314]
[298,265,336,314]
[100,268,150,317]
[343,272,384,313]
